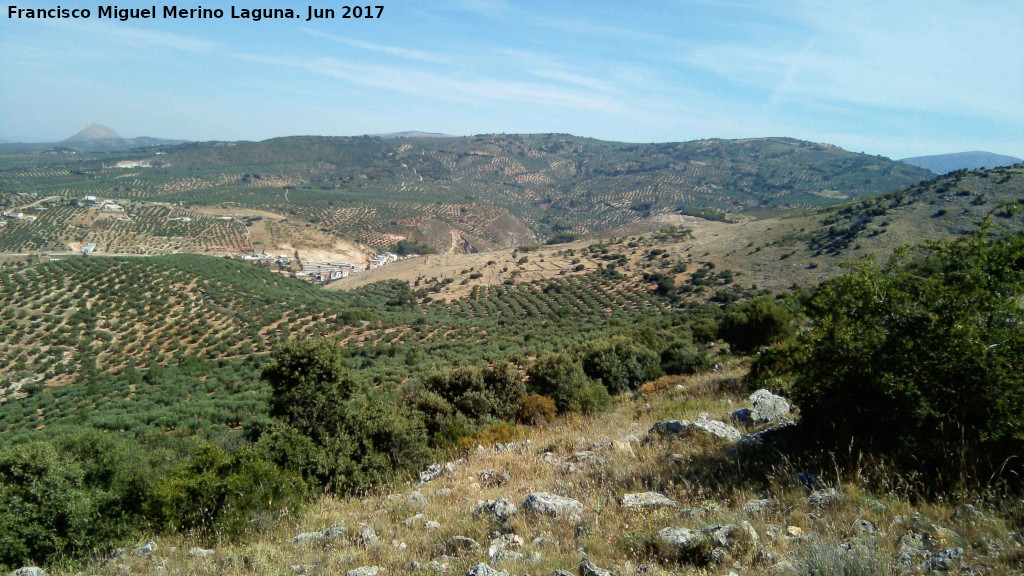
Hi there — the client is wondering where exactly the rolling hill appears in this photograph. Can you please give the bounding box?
[1,163,1022,576]
[0,134,931,256]
[4,164,1020,394]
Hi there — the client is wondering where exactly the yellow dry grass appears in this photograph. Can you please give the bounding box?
[63,366,1020,576]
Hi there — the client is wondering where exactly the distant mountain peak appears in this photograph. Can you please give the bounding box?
[901,151,1022,174]
[64,123,122,143]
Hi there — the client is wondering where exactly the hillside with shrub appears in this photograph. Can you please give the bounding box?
[0,134,931,255]
[0,163,1022,574]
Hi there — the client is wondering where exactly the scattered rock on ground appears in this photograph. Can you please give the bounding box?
[294,524,346,546]
[477,470,510,487]
[654,527,709,560]
[404,513,426,526]
[743,498,777,515]
[579,558,613,576]
[621,492,679,509]
[649,414,743,443]
[13,569,47,576]
[523,492,584,519]
[465,563,508,576]
[730,408,753,424]
[444,536,482,555]
[926,547,965,572]
[420,462,456,484]
[475,498,518,522]
[851,518,877,537]
[188,547,214,557]
[533,533,557,547]
[356,524,380,547]
[348,567,382,576]
[488,533,524,560]
[749,389,791,422]
[807,488,842,508]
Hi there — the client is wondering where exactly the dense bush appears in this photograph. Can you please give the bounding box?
[517,393,557,426]
[393,239,436,256]
[420,362,526,423]
[527,353,610,414]
[718,296,795,353]
[259,338,431,492]
[786,227,1024,488]
[338,398,431,491]
[579,336,661,394]
[261,338,354,443]
[0,443,93,570]
[661,341,713,375]
[149,445,306,539]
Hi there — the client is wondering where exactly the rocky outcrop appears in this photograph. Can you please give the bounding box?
[465,563,508,576]
[522,492,584,519]
[650,413,743,442]
[654,523,756,563]
[293,524,346,546]
[731,389,791,424]
[579,558,613,576]
[621,492,679,509]
[474,498,518,522]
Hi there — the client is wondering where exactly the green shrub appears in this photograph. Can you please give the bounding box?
[421,362,526,423]
[339,398,431,491]
[579,336,661,394]
[254,420,355,492]
[261,338,353,443]
[661,341,713,375]
[149,444,305,540]
[0,442,93,570]
[718,296,795,353]
[527,353,610,414]
[408,389,471,446]
[483,362,528,421]
[788,227,1024,489]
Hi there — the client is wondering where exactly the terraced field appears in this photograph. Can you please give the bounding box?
[0,249,695,394]
[0,135,933,255]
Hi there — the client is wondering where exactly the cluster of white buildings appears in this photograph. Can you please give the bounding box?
[295,261,362,282]
[2,211,37,221]
[238,251,401,283]
[368,252,399,269]
[240,252,291,265]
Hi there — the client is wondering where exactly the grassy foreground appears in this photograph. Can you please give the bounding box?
[50,366,1022,576]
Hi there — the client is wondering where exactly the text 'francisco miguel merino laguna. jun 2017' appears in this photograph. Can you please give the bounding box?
[8,5,384,22]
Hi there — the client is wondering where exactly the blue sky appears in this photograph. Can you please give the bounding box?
[1,0,1021,159]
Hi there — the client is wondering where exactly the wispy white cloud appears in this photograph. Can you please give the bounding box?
[300,29,453,64]
[77,20,221,53]
[452,0,516,18]
[234,51,660,123]
[50,20,670,127]
[682,0,1024,122]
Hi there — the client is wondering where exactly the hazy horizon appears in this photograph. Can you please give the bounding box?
[2,0,1022,159]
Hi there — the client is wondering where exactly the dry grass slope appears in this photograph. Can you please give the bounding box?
[67,368,1022,576]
